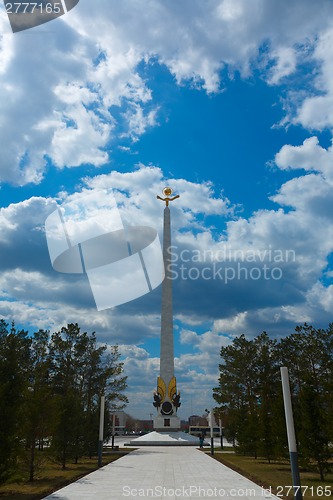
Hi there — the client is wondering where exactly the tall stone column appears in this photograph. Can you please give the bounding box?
[160,206,174,385]
[153,188,181,432]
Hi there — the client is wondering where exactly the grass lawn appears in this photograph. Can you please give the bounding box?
[0,450,133,500]
[208,452,333,499]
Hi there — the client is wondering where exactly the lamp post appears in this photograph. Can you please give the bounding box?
[98,395,105,467]
[280,367,302,500]
[205,408,214,456]
[219,417,224,450]
[111,412,116,450]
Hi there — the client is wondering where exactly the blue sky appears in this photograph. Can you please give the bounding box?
[1,0,333,419]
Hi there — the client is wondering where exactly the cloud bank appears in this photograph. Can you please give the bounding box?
[1,0,333,184]
[2,0,333,417]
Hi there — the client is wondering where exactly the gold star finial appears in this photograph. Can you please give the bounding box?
[157,187,180,206]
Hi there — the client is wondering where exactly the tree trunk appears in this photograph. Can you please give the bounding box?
[318,461,325,482]
[62,444,67,470]
[29,437,35,482]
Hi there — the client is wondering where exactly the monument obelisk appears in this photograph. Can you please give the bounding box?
[153,187,181,431]
[126,188,199,444]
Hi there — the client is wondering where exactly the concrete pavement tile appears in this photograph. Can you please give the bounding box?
[43,446,279,500]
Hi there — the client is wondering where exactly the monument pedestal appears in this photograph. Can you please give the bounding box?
[125,430,200,446]
[154,414,181,432]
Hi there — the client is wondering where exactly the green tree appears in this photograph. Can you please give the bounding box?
[49,323,86,469]
[49,324,128,467]
[103,345,128,443]
[213,334,259,457]
[278,324,333,473]
[81,344,128,457]
[298,380,331,480]
[23,329,55,481]
[254,333,281,462]
[319,324,333,446]
[214,322,333,472]
[0,319,128,480]
[0,320,31,482]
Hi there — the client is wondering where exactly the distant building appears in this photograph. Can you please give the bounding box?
[189,415,208,426]
[181,420,189,432]
[113,411,126,435]
[140,420,153,432]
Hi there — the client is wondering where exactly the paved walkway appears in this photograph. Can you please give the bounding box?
[43,447,278,500]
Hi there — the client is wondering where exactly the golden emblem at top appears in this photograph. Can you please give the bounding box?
[157,187,180,206]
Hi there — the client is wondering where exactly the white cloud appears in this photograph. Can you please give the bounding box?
[217,0,243,21]
[2,161,333,416]
[3,0,333,419]
[306,282,333,313]
[296,26,333,130]
[2,1,333,184]
[180,329,198,346]
[267,46,297,85]
[180,329,230,358]
[0,15,14,73]
[1,163,332,340]
[275,137,333,178]
[122,103,159,141]
[0,166,233,334]
[0,9,154,184]
[118,345,150,360]
[213,312,248,333]
[85,165,232,230]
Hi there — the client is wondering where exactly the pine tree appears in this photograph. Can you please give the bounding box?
[48,323,86,469]
[213,334,259,456]
[48,324,128,467]
[23,329,55,481]
[254,332,280,462]
[0,321,31,482]
[298,380,331,480]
